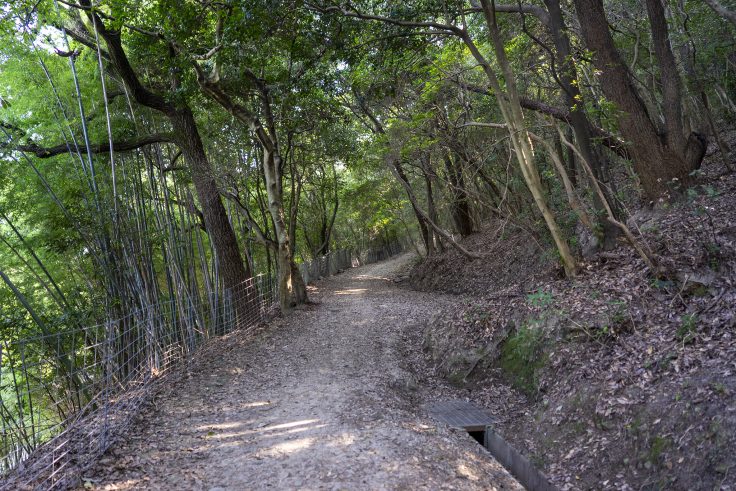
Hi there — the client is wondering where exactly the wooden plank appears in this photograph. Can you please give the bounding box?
[425,400,495,432]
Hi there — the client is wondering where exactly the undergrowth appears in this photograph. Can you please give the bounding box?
[499,323,547,395]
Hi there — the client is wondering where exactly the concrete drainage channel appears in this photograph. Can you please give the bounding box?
[426,400,557,491]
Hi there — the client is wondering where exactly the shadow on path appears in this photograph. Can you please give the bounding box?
[83,254,521,490]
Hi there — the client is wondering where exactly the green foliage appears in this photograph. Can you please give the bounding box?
[526,288,554,308]
[676,313,698,344]
[500,324,548,395]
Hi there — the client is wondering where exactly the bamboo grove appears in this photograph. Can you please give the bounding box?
[1,0,734,477]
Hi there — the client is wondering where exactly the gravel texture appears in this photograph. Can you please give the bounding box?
[81,254,521,490]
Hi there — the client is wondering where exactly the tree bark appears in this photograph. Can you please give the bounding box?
[424,164,444,253]
[171,108,254,302]
[351,90,438,255]
[390,159,481,260]
[475,0,578,276]
[193,74,307,311]
[264,149,308,310]
[8,133,176,158]
[395,158,433,254]
[573,0,706,200]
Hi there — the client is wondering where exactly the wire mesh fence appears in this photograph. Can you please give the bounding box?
[361,240,405,266]
[0,240,406,490]
[0,275,276,490]
[299,240,406,285]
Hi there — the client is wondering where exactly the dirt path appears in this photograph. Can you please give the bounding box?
[84,254,521,490]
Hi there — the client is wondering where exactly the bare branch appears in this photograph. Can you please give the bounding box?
[193,44,223,60]
[457,121,507,129]
[454,80,630,159]
[388,160,483,260]
[557,125,657,270]
[224,191,278,250]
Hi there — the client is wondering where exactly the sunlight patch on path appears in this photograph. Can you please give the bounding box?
[81,254,522,490]
[334,288,367,295]
[256,437,317,458]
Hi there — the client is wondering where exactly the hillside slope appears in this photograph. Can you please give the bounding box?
[411,160,736,490]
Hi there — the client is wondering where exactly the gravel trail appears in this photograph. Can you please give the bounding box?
[85,254,521,490]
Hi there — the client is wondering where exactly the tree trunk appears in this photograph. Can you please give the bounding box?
[194,72,308,312]
[273,241,307,308]
[475,0,578,276]
[443,152,474,237]
[82,10,257,321]
[417,205,433,255]
[424,167,444,253]
[263,150,307,311]
[170,108,257,321]
[391,157,432,255]
[544,0,620,247]
[573,0,706,200]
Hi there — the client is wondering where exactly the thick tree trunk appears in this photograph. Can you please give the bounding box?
[194,72,308,311]
[171,108,257,321]
[573,0,706,200]
[274,241,307,308]
[82,9,257,321]
[290,259,308,303]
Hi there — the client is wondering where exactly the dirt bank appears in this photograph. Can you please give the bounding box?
[411,164,736,490]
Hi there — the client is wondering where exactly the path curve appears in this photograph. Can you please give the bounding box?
[85,254,521,490]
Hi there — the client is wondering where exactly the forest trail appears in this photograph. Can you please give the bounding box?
[82,254,521,490]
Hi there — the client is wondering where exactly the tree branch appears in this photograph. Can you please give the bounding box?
[224,191,278,250]
[388,159,482,260]
[703,0,736,27]
[466,2,550,27]
[6,133,176,158]
[78,0,173,115]
[309,3,465,36]
[57,19,110,61]
[454,80,630,158]
[457,121,507,129]
[178,46,277,153]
